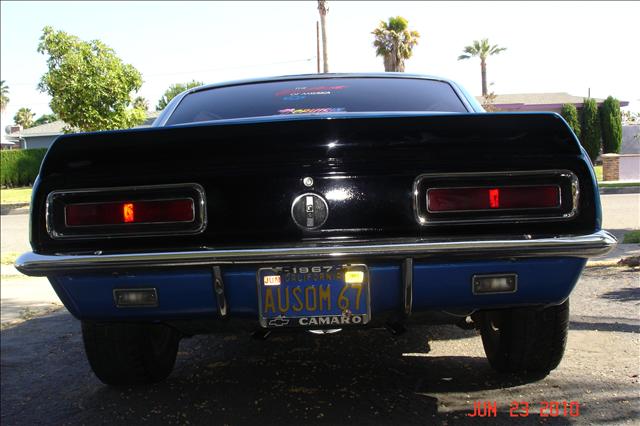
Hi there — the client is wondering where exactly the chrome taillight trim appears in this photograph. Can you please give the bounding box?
[413,170,579,226]
[46,183,207,239]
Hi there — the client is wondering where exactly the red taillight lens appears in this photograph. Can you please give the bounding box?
[65,199,194,226]
[427,186,560,213]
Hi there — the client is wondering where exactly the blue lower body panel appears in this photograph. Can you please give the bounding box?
[49,257,586,321]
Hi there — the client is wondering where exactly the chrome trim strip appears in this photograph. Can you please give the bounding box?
[413,170,580,225]
[46,183,207,240]
[15,231,616,277]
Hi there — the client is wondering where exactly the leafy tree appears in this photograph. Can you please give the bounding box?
[317,0,329,73]
[0,80,8,112]
[458,39,506,96]
[156,80,203,111]
[581,98,601,162]
[14,107,35,128]
[37,26,146,132]
[600,96,622,154]
[133,96,149,112]
[372,16,420,72]
[560,104,581,138]
[33,113,58,127]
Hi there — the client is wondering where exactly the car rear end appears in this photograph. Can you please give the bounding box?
[16,75,616,384]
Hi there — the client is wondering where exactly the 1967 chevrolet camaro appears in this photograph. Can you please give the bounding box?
[16,74,616,385]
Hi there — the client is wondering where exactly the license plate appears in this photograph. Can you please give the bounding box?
[257,264,370,328]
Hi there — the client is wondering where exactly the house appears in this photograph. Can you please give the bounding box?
[4,111,160,150]
[478,92,629,114]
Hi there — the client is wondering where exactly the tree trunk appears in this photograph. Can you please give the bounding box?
[318,1,329,73]
[383,54,392,72]
[481,59,487,96]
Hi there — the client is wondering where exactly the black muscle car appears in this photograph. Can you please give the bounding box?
[16,74,617,385]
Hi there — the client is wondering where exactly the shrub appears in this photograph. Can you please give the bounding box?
[0,148,47,188]
[581,98,601,163]
[600,96,622,154]
[560,104,581,138]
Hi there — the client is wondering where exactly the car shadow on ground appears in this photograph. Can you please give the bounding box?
[2,310,638,425]
[600,286,640,303]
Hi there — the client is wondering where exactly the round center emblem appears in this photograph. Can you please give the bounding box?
[291,193,329,229]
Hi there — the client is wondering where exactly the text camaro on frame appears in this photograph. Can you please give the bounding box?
[16,74,617,386]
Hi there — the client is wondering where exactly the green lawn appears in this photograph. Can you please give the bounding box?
[623,230,640,244]
[0,187,32,204]
[594,165,603,181]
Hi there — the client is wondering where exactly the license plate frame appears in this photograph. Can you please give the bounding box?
[256,264,371,328]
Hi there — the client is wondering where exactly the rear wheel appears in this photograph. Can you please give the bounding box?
[478,300,569,376]
[81,321,181,386]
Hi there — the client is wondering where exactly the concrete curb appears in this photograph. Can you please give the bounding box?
[599,186,640,195]
[1,203,30,216]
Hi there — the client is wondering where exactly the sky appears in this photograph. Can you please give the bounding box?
[1,0,639,128]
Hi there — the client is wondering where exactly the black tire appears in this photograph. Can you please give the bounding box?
[81,321,181,386]
[478,300,569,375]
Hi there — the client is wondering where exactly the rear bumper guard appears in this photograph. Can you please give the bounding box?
[16,231,617,277]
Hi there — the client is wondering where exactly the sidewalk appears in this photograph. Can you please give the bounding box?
[1,265,62,329]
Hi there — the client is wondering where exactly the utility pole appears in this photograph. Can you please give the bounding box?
[316,21,321,73]
[317,0,329,73]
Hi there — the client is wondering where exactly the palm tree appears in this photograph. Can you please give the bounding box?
[317,0,329,73]
[458,39,506,97]
[372,16,420,72]
[14,107,35,129]
[0,80,9,112]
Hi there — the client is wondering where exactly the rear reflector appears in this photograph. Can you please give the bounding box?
[114,288,158,307]
[65,199,194,227]
[472,274,517,294]
[427,185,560,213]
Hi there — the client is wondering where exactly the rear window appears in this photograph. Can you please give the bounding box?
[165,77,467,125]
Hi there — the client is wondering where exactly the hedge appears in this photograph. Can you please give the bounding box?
[560,103,581,138]
[600,96,622,154]
[0,148,47,187]
[581,98,601,163]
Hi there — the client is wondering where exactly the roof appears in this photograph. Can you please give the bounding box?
[477,92,629,108]
[17,111,161,138]
[20,120,66,136]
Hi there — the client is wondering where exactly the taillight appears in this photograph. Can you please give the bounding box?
[427,186,560,213]
[47,183,206,239]
[413,171,579,225]
[65,199,194,227]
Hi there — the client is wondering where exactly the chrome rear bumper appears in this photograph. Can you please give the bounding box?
[15,231,617,277]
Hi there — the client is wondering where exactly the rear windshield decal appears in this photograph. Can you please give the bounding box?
[278,107,346,115]
[276,85,347,101]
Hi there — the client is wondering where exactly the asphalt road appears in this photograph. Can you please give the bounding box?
[1,193,639,255]
[1,266,638,425]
